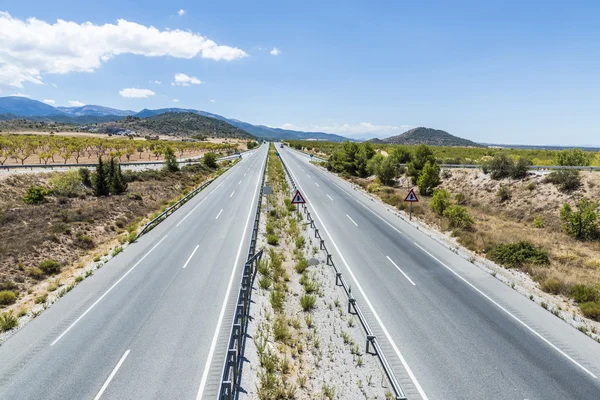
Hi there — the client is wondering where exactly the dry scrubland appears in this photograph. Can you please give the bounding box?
[241,146,393,400]
[0,132,251,166]
[0,155,233,336]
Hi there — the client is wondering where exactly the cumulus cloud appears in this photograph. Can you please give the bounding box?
[69,100,85,106]
[173,98,179,103]
[276,122,413,138]
[10,93,30,97]
[210,99,216,103]
[150,80,161,84]
[172,73,203,86]
[178,9,186,16]
[270,47,280,56]
[42,99,55,104]
[119,88,155,98]
[0,12,247,88]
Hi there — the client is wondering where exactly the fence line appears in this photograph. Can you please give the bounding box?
[278,152,407,400]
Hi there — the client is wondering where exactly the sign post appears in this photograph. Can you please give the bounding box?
[404,189,419,220]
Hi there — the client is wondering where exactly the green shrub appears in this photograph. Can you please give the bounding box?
[510,157,531,179]
[533,215,544,228]
[580,302,600,321]
[295,236,306,249]
[300,294,316,311]
[295,258,309,274]
[556,148,590,166]
[541,278,562,294]
[267,234,279,246]
[0,311,18,332]
[417,161,441,195]
[544,170,581,192]
[34,293,48,304]
[442,205,474,229]
[112,246,123,257]
[259,276,272,290]
[23,186,48,204]
[75,232,95,249]
[163,146,179,172]
[430,189,451,215]
[50,170,84,197]
[454,192,467,205]
[204,152,218,169]
[488,241,549,267]
[569,285,598,303]
[483,154,512,179]
[0,290,17,306]
[266,222,275,235]
[39,259,61,275]
[273,315,290,342]
[496,185,511,202]
[79,167,92,187]
[270,290,285,313]
[560,199,599,240]
[28,267,44,279]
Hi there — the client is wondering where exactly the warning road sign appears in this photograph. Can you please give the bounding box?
[404,189,419,202]
[291,190,306,204]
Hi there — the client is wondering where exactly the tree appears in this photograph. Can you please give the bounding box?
[111,164,127,194]
[510,157,531,179]
[164,146,179,172]
[355,143,376,177]
[79,168,92,188]
[377,157,396,185]
[406,145,435,184]
[93,157,109,196]
[366,154,385,176]
[560,199,598,240]
[417,161,441,195]
[389,146,412,164]
[483,154,513,179]
[556,148,590,166]
[204,152,218,169]
[430,189,451,215]
[545,170,581,192]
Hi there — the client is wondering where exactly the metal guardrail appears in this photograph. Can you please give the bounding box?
[219,149,268,400]
[278,152,407,400]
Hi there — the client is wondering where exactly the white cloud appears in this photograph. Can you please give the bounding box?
[276,122,414,138]
[173,98,179,103]
[68,100,85,106]
[210,99,216,103]
[10,93,30,97]
[270,47,280,56]
[50,83,58,88]
[172,73,203,86]
[150,80,161,84]
[178,9,186,16]
[0,12,248,88]
[42,99,55,104]
[119,88,156,98]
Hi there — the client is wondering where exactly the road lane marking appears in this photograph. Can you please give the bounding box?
[238,180,242,185]
[230,191,235,198]
[93,349,130,400]
[283,160,429,399]
[327,194,333,201]
[413,242,597,379]
[346,214,358,226]
[177,197,209,227]
[182,245,200,269]
[196,148,267,400]
[51,235,169,346]
[244,173,246,176]
[315,182,320,187]
[386,256,416,286]
[307,175,311,178]
[215,209,223,219]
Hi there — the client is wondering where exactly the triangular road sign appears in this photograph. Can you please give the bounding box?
[291,190,306,204]
[404,189,419,202]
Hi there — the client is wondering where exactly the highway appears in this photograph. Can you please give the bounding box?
[278,144,600,400]
[0,144,268,399]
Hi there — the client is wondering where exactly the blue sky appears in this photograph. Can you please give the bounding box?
[0,1,598,145]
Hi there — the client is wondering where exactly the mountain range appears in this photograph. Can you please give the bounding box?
[0,96,349,141]
[369,127,484,147]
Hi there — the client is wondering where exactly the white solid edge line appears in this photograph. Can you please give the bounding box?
[215,209,223,220]
[282,152,429,400]
[196,147,266,399]
[346,214,358,227]
[93,349,131,400]
[386,256,416,286]
[327,194,333,201]
[51,235,169,346]
[413,242,597,379]
[176,197,209,227]
[230,191,235,198]
[182,245,200,269]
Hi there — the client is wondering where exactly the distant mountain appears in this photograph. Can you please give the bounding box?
[96,112,254,139]
[0,96,65,116]
[57,105,134,117]
[370,127,484,147]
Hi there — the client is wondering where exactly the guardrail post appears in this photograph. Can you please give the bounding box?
[228,349,237,391]
[335,272,342,286]
[327,254,333,266]
[315,229,320,239]
[234,323,242,357]
[366,335,376,355]
[221,381,232,400]
[320,239,325,250]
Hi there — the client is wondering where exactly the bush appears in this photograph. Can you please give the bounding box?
[556,148,590,166]
[488,241,549,267]
[560,199,598,240]
[164,146,179,172]
[23,186,48,204]
[533,215,544,228]
[541,278,562,294]
[430,189,451,215]
[300,294,316,311]
[0,311,18,332]
[75,232,95,249]
[39,259,61,275]
[407,145,436,184]
[267,234,279,246]
[417,161,441,195]
[259,276,272,290]
[454,193,467,205]
[295,258,309,274]
[204,152,218,169]
[483,154,512,179]
[273,315,290,342]
[442,205,474,229]
[580,302,600,321]
[544,170,581,192]
[79,168,92,187]
[270,290,285,312]
[496,185,511,202]
[510,157,531,179]
[295,236,305,249]
[569,285,598,303]
[50,170,84,197]
[0,290,17,306]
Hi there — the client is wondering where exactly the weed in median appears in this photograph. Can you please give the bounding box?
[300,294,316,311]
[259,276,273,290]
[270,290,285,313]
[267,234,280,246]
[0,311,19,332]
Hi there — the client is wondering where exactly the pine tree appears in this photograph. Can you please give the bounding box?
[93,157,109,196]
[112,164,128,194]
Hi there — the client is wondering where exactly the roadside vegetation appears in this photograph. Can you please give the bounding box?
[289,141,600,328]
[0,149,234,334]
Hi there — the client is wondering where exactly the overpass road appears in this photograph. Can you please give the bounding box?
[279,144,600,400]
[0,145,268,399]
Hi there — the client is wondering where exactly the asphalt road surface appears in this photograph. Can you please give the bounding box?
[0,144,268,400]
[278,144,600,400]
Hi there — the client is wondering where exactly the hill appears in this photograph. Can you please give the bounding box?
[57,105,134,117]
[95,113,254,139]
[0,96,65,117]
[370,127,484,147]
